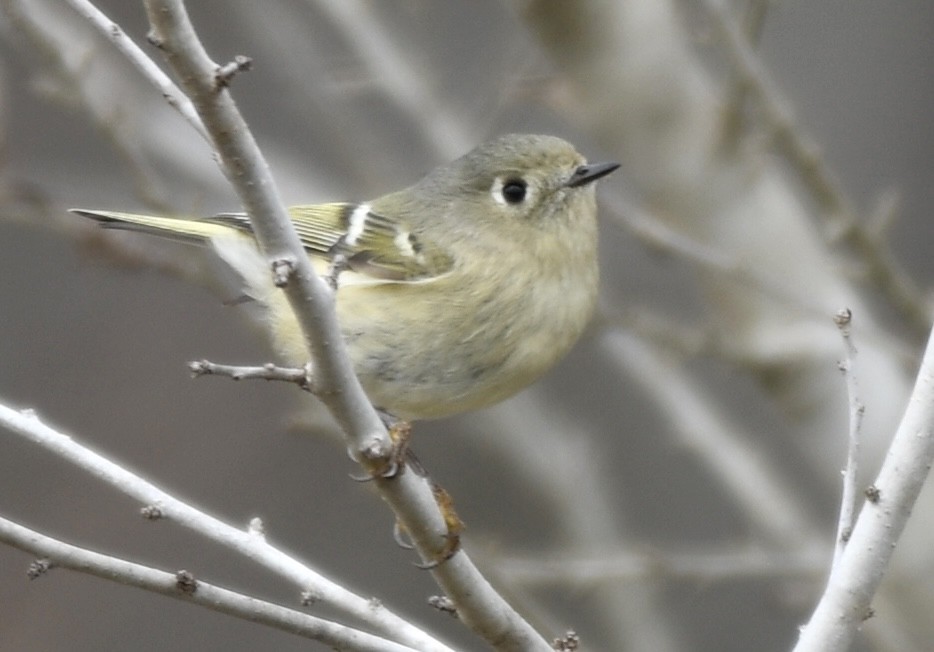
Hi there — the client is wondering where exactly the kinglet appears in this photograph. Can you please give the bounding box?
[73,134,618,420]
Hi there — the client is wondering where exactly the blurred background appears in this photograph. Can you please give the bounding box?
[1,1,933,650]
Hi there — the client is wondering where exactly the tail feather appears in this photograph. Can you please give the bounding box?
[69,209,239,245]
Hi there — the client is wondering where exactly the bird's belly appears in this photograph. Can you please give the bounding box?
[335,283,590,420]
[260,264,595,421]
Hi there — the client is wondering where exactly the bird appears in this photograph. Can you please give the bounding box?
[72,134,618,421]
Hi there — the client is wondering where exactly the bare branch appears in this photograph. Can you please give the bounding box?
[830,308,864,570]
[601,194,915,365]
[0,517,419,652]
[702,0,931,336]
[600,330,821,544]
[81,2,555,648]
[188,359,313,391]
[63,0,209,141]
[719,0,771,150]
[604,194,830,318]
[0,0,171,210]
[142,0,387,465]
[475,395,685,652]
[796,323,934,651]
[0,402,456,652]
[306,0,474,159]
[496,543,827,586]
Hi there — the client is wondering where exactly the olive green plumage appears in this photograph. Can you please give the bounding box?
[73,134,618,420]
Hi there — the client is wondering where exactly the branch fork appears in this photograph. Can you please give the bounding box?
[188,359,314,392]
[214,54,253,89]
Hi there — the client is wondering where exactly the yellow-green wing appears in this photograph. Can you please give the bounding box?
[288,203,354,254]
[207,203,351,254]
[212,203,454,282]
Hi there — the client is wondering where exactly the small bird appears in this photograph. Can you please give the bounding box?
[73,134,618,421]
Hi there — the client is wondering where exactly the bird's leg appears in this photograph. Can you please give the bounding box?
[324,252,350,290]
[414,480,464,569]
[352,413,465,565]
[349,412,411,481]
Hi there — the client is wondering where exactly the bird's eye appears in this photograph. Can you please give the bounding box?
[501,179,527,204]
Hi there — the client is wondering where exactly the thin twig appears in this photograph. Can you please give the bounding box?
[137,3,551,649]
[795,323,934,651]
[306,0,474,160]
[0,516,418,652]
[189,359,313,391]
[0,0,170,211]
[600,329,821,545]
[0,402,456,652]
[142,0,388,466]
[719,0,771,151]
[605,193,831,317]
[703,0,931,337]
[63,0,209,142]
[496,543,827,586]
[831,308,864,571]
[601,192,916,366]
[475,395,686,652]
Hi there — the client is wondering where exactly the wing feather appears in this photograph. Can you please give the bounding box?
[211,204,454,283]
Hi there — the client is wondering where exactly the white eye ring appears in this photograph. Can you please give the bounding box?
[491,176,531,206]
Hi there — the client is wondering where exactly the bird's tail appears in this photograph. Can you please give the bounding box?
[69,209,243,245]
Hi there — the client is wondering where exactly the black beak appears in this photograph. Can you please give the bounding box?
[565,161,620,188]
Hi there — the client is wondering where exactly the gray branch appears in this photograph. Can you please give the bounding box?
[795,323,934,650]
[0,516,418,652]
[0,401,455,652]
[138,1,552,648]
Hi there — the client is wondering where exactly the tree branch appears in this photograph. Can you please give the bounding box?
[81,2,555,648]
[0,516,418,652]
[831,308,864,570]
[63,0,208,141]
[495,543,827,586]
[0,0,172,211]
[600,330,821,545]
[795,322,934,651]
[188,359,314,391]
[0,401,456,652]
[141,0,384,454]
[306,0,474,160]
[702,0,931,337]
